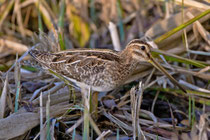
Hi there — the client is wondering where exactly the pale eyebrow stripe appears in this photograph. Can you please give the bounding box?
[130,43,146,47]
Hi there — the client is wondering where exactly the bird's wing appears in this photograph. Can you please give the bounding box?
[29,49,121,84]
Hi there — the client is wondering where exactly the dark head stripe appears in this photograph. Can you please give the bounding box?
[127,39,149,46]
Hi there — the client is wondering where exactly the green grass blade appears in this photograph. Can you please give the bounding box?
[150,87,210,105]
[155,9,210,43]
[151,49,208,68]
[58,33,65,50]
[48,69,74,87]
[21,66,37,72]
[116,128,120,140]
[188,96,192,127]
[34,1,54,31]
[72,128,76,140]
[192,97,195,126]
[14,55,21,112]
[38,1,43,32]
[117,0,125,42]
[46,94,51,140]
[14,82,20,112]
[58,0,66,50]
[90,0,96,22]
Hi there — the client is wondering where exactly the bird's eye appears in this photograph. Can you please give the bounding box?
[141,46,145,50]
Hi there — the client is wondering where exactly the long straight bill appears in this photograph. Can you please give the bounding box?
[148,56,187,93]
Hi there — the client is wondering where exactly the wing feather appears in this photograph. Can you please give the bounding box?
[29,49,120,87]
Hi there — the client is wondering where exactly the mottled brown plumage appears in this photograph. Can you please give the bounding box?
[29,39,186,92]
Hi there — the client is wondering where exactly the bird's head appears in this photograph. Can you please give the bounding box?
[124,39,187,93]
[125,39,152,62]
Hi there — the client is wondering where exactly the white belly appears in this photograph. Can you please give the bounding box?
[62,75,114,92]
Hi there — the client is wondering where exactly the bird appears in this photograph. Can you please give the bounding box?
[28,39,186,93]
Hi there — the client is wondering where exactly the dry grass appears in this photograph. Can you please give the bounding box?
[0,0,210,139]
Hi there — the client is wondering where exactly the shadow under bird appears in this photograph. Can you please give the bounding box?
[29,39,186,93]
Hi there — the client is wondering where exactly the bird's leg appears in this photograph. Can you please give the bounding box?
[81,87,91,139]
[90,91,99,120]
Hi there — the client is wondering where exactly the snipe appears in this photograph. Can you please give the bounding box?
[29,39,186,93]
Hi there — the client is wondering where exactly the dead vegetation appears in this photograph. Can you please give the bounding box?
[0,0,210,139]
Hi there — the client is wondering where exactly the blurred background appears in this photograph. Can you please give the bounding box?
[0,0,209,64]
[0,0,210,140]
